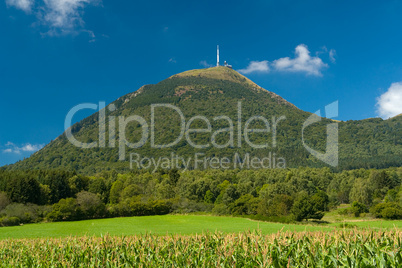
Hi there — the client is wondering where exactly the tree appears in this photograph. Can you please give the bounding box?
[350,201,367,217]
[47,198,82,221]
[0,192,10,211]
[231,194,258,215]
[44,174,71,204]
[292,191,328,221]
[76,191,106,218]
[121,184,143,200]
[349,178,372,206]
[6,175,41,204]
[69,175,89,196]
[109,180,124,204]
[204,190,215,204]
[258,194,293,217]
[88,178,108,203]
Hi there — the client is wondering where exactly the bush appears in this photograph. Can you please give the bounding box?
[0,203,41,223]
[0,216,21,227]
[171,198,213,214]
[350,201,367,217]
[47,198,83,222]
[381,207,402,220]
[0,192,10,211]
[76,191,106,218]
[370,202,402,219]
[212,204,230,215]
[338,208,349,216]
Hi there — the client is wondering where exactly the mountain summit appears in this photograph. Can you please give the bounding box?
[171,67,296,108]
[6,67,402,174]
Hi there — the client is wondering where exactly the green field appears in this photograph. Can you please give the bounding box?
[1,214,401,240]
[0,215,325,239]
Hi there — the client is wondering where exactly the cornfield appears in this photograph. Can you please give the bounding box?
[0,229,401,267]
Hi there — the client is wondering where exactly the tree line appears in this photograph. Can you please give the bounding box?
[0,167,401,226]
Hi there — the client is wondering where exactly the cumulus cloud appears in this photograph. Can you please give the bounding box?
[239,44,332,76]
[3,142,44,154]
[376,82,402,119]
[238,60,270,74]
[5,0,100,35]
[40,0,99,33]
[272,45,328,76]
[5,0,34,13]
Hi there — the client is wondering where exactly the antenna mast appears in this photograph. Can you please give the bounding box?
[217,45,220,66]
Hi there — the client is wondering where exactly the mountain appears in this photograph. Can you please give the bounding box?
[6,67,402,174]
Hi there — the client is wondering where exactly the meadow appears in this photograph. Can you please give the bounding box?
[0,215,330,239]
[0,215,401,240]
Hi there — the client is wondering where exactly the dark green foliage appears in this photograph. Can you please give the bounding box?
[76,191,106,219]
[292,191,329,221]
[370,202,402,219]
[0,216,20,227]
[43,172,72,204]
[109,197,171,217]
[6,175,41,204]
[88,178,108,203]
[47,198,83,222]
[0,192,10,211]
[231,194,259,215]
[0,166,401,225]
[350,201,368,217]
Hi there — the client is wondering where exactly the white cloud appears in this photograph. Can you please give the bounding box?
[376,82,402,119]
[41,0,98,31]
[238,60,270,74]
[5,0,34,13]
[200,60,214,68]
[5,0,100,35]
[3,142,44,154]
[329,49,336,63]
[239,44,331,76]
[273,44,328,76]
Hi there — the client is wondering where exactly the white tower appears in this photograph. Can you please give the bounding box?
[217,45,220,66]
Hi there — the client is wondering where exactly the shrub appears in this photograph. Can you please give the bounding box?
[0,192,10,211]
[350,201,367,217]
[47,198,83,222]
[1,203,41,223]
[0,216,20,227]
[76,191,106,218]
[370,202,402,219]
[381,207,402,220]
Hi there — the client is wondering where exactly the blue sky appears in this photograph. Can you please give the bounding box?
[1,0,402,166]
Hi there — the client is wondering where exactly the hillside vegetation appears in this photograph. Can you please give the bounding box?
[5,67,401,174]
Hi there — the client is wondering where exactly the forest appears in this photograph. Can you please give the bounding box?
[0,166,401,226]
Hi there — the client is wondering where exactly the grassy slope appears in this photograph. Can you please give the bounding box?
[1,215,401,240]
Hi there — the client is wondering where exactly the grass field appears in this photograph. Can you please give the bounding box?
[0,214,401,240]
[0,215,328,239]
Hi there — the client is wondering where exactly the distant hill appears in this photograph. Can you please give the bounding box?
[6,67,402,174]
